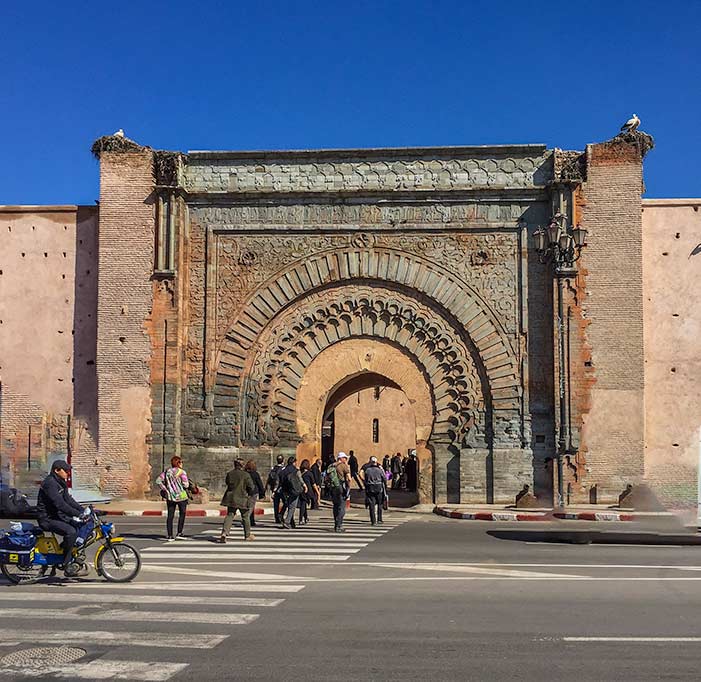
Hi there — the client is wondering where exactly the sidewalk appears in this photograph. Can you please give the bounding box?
[434,503,685,523]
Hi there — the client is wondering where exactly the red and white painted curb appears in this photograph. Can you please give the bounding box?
[552,511,635,522]
[434,507,639,522]
[434,508,549,522]
[104,507,272,518]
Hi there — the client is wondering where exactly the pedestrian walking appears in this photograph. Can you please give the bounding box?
[382,454,391,472]
[348,450,363,490]
[310,458,322,509]
[298,459,315,525]
[390,452,403,490]
[245,459,265,527]
[279,456,306,529]
[266,454,286,524]
[325,452,351,532]
[218,459,256,543]
[156,456,190,542]
[405,453,418,492]
[363,456,387,525]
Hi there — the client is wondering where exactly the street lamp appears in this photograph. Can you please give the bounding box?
[533,213,587,508]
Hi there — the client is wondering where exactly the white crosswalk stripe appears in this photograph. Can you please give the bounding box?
[0,579,301,679]
[0,516,406,679]
[142,516,407,566]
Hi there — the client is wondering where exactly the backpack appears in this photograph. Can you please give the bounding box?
[266,465,282,491]
[281,468,303,495]
[324,464,342,490]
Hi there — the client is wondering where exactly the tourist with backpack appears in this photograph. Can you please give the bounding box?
[279,456,306,529]
[326,452,351,532]
[363,456,387,525]
[266,455,285,524]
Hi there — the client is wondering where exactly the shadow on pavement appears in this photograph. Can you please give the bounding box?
[488,528,701,546]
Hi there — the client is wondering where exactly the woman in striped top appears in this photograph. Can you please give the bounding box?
[156,456,190,542]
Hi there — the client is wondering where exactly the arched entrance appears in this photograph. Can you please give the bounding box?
[323,372,419,504]
[295,339,434,503]
[210,272,533,504]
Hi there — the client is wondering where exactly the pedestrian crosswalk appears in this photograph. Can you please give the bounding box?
[140,515,407,564]
[0,580,304,680]
[0,517,406,680]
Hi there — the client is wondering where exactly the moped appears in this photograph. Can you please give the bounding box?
[0,508,141,584]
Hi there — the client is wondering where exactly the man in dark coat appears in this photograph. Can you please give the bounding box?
[218,460,256,542]
[363,456,387,525]
[36,460,87,568]
[405,453,418,492]
[390,452,403,490]
[278,456,306,529]
[267,455,286,524]
[309,458,322,509]
[348,451,364,490]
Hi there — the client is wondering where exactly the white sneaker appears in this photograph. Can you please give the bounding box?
[175,534,187,541]
[166,537,175,543]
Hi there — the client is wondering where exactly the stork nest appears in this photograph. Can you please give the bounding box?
[91,135,183,186]
[611,129,655,157]
[91,135,148,159]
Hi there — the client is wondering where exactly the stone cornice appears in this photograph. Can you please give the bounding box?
[186,143,549,162]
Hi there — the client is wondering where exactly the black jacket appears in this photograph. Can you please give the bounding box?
[36,473,84,524]
[249,470,265,499]
[349,454,359,475]
[310,462,322,486]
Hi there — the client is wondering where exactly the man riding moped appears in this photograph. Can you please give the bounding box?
[36,460,90,573]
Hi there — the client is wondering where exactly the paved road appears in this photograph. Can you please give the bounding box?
[1,510,700,680]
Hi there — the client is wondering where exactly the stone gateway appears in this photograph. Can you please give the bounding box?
[2,128,697,510]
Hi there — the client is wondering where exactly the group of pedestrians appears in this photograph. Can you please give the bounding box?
[156,450,391,541]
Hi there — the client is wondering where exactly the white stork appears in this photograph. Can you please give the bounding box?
[620,114,640,133]
[113,129,125,137]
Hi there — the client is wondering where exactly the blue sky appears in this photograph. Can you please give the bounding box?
[2,0,699,203]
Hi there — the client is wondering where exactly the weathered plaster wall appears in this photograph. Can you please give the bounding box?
[0,205,98,489]
[642,199,701,507]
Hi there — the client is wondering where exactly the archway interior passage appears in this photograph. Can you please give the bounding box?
[322,371,418,490]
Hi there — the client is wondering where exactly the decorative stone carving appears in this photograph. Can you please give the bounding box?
[184,151,551,194]
[221,286,486,449]
[553,150,586,183]
[208,230,519,350]
[192,201,534,228]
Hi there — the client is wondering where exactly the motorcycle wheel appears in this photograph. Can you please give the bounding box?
[1,562,48,585]
[96,542,141,583]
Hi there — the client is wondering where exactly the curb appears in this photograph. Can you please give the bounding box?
[552,511,635,522]
[434,508,640,522]
[434,508,549,522]
[105,507,272,518]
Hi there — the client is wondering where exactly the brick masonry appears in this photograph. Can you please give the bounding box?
[95,151,155,496]
[576,138,646,502]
